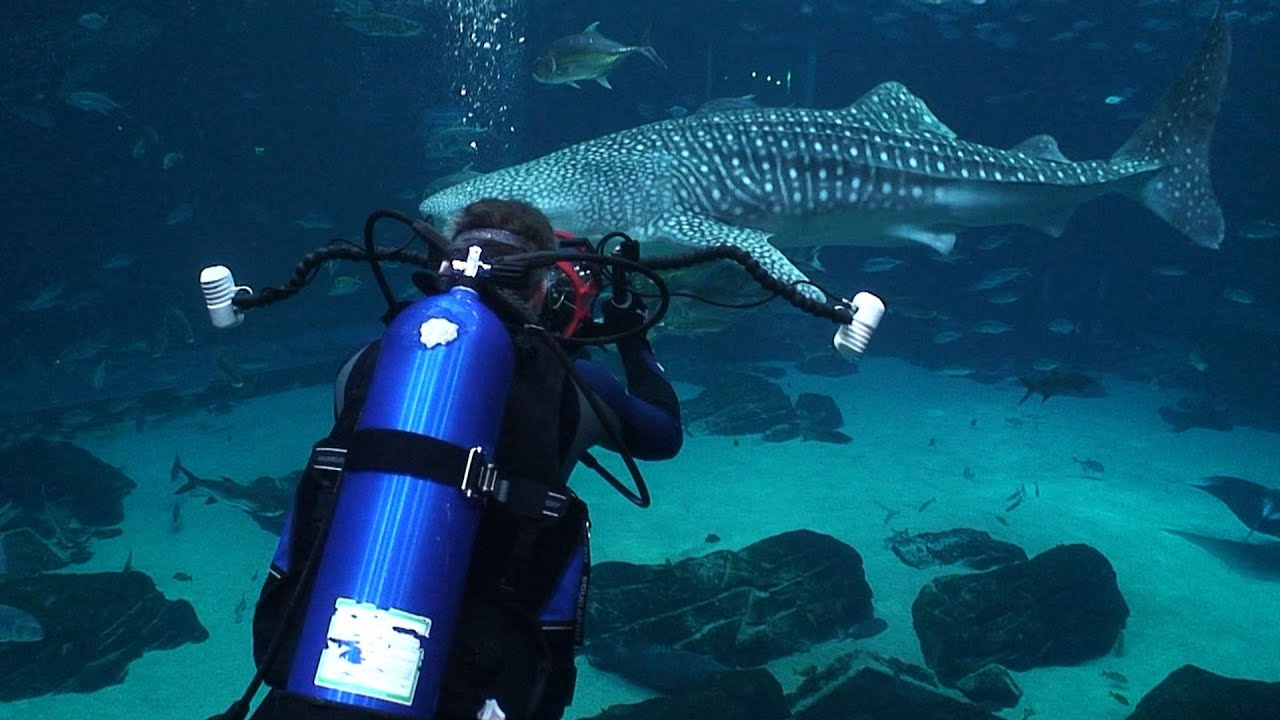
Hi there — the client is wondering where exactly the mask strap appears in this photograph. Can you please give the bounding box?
[452,228,534,251]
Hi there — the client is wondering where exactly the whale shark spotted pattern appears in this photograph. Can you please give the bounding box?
[420,10,1230,298]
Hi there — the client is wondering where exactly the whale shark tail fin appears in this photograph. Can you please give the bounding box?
[1112,6,1229,249]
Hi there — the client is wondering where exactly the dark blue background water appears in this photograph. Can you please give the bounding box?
[1,1,1276,427]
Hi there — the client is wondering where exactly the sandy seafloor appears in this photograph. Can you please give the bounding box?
[6,356,1279,720]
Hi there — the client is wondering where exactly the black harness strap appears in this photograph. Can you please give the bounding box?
[344,427,477,487]
[282,442,349,575]
[339,428,570,519]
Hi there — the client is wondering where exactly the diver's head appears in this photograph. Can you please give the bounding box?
[452,198,557,302]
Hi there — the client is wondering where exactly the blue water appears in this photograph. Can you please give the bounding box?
[1,1,1278,718]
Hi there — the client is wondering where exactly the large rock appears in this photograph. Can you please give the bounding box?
[681,372,795,436]
[912,543,1128,685]
[681,375,851,444]
[582,668,790,720]
[953,664,1022,710]
[887,528,1027,571]
[794,667,1002,720]
[587,529,876,685]
[1126,665,1280,720]
[0,438,135,572]
[0,570,208,700]
[762,393,853,445]
[583,638,731,694]
[0,527,77,576]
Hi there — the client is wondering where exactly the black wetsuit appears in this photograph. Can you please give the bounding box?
[246,328,681,720]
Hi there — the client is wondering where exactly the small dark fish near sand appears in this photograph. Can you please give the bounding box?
[1073,456,1106,476]
[0,604,45,643]
[1102,669,1129,687]
[583,637,728,693]
[1005,484,1027,512]
[1018,369,1104,405]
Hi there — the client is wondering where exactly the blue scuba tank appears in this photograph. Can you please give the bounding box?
[283,285,514,717]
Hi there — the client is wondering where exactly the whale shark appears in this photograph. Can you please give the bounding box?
[419,10,1230,298]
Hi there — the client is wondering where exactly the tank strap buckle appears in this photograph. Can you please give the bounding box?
[492,479,571,518]
[461,446,499,498]
[310,445,347,474]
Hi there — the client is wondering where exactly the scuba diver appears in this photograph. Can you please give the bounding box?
[200,196,882,720]
[222,199,682,720]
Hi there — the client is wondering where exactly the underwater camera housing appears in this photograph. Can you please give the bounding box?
[543,231,603,338]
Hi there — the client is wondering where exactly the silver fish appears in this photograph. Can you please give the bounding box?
[77,12,108,31]
[968,266,1030,291]
[861,256,905,272]
[63,91,122,115]
[972,320,1014,335]
[533,22,666,90]
[1238,219,1280,240]
[165,202,195,225]
[1047,318,1079,334]
[335,1,422,38]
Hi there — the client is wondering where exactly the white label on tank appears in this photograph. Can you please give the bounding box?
[313,597,432,706]
[419,317,459,348]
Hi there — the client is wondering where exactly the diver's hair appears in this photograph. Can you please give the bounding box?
[453,198,557,253]
[452,198,557,299]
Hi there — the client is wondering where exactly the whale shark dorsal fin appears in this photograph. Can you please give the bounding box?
[1012,134,1072,163]
[845,82,958,138]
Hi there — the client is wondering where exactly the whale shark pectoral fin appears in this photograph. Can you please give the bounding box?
[884,224,956,254]
[654,213,826,302]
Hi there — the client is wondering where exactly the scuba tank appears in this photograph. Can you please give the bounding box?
[282,284,514,716]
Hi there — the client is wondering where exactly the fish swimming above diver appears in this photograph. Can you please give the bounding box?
[1188,475,1280,540]
[532,22,666,89]
[421,9,1230,301]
